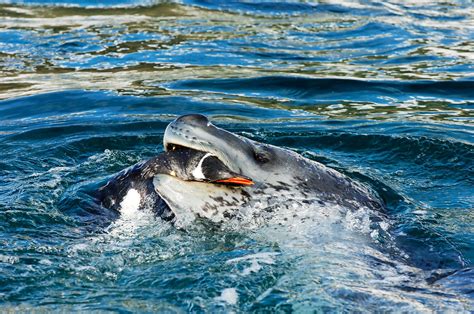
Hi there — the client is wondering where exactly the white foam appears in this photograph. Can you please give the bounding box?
[0,254,19,264]
[39,259,53,266]
[227,252,279,276]
[214,288,238,305]
[227,252,279,264]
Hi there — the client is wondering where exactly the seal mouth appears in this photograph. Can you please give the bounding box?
[163,114,255,172]
[163,114,257,186]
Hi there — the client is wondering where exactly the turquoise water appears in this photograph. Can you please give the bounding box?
[0,1,473,312]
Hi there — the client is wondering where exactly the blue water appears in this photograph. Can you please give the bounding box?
[0,0,473,312]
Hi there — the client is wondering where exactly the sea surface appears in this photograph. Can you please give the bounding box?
[0,0,473,312]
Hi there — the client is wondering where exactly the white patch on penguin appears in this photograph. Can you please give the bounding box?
[120,188,141,216]
[192,153,212,180]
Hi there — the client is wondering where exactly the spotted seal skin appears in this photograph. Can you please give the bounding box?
[156,114,384,224]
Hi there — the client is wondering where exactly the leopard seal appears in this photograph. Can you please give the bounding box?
[98,114,384,224]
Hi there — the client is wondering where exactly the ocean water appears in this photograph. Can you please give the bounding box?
[0,0,473,312]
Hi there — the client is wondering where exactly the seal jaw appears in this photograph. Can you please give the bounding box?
[164,117,240,173]
[163,136,255,186]
[162,114,263,189]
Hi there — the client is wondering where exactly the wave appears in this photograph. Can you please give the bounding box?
[0,0,163,8]
[166,76,474,103]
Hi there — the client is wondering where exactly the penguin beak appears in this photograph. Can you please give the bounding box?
[214,177,254,186]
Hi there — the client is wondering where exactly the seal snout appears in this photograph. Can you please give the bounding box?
[174,114,210,127]
[164,113,251,176]
[163,114,213,152]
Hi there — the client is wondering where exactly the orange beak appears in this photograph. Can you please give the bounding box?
[214,177,254,186]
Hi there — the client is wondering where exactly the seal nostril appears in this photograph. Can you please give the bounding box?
[175,114,209,126]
